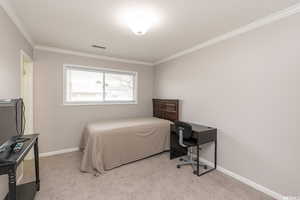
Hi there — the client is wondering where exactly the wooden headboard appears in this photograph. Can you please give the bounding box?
[152,99,179,122]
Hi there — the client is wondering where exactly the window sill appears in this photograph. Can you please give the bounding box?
[63,101,138,106]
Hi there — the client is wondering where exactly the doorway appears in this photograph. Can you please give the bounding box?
[19,50,34,183]
[20,50,34,135]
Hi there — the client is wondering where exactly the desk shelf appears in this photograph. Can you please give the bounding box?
[5,182,36,200]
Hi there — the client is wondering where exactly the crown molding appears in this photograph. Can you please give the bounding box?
[35,45,154,66]
[0,0,34,46]
[155,3,300,65]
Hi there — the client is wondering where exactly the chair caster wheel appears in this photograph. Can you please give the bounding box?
[193,171,197,175]
[177,165,181,168]
[179,158,184,161]
[204,165,208,169]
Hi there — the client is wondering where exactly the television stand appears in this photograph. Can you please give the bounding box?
[0,134,40,200]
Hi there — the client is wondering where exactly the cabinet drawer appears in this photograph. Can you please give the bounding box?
[197,132,216,145]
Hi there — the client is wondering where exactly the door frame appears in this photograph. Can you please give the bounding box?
[20,50,34,135]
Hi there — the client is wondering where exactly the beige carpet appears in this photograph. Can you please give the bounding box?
[22,152,274,200]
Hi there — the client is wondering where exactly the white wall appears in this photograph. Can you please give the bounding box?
[0,6,33,199]
[154,13,300,196]
[34,50,154,153]
[0,8,33,98]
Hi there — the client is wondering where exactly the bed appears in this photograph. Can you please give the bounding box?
[80,99,179,174]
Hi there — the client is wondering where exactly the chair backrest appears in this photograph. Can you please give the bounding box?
[174,121,193,139]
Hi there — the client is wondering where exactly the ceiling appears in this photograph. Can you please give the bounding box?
[8,0,300,63]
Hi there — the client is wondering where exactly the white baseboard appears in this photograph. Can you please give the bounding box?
[39,147,79,158]
[198,157,284,200]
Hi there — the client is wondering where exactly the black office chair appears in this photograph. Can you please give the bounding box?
[175,121,207,172]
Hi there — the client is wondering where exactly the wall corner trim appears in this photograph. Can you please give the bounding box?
[0,0,35,47]
[154,3,300,65]
[34,45,154,66]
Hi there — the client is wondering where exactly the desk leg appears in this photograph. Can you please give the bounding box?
[214,138,217,169]
[195,139,217,177]
[8,169,16,200]
[196,145,200,176]
[34,138,40,191]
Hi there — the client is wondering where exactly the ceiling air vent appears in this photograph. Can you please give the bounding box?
[91,45,106,50]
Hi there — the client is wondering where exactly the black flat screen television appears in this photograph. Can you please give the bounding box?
[0,98,25,149]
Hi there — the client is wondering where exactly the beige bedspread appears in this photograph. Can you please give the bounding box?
[80,117,171,174]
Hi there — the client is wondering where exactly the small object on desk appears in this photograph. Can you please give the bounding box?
[0,147,11,162]
[15,137,30,143]
[0,146,9,153]
[12,142,24,153]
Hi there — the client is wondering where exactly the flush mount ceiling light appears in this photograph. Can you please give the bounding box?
[121,8,159,35]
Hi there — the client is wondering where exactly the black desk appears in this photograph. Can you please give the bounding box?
[170,124,217,176]
[0,134,40,200]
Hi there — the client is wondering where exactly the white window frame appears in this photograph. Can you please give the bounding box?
[63,64,138,105]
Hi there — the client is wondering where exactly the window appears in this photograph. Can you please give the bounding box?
[63,65,137,105]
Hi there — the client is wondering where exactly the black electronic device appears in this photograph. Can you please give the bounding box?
[0,98,25,160]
